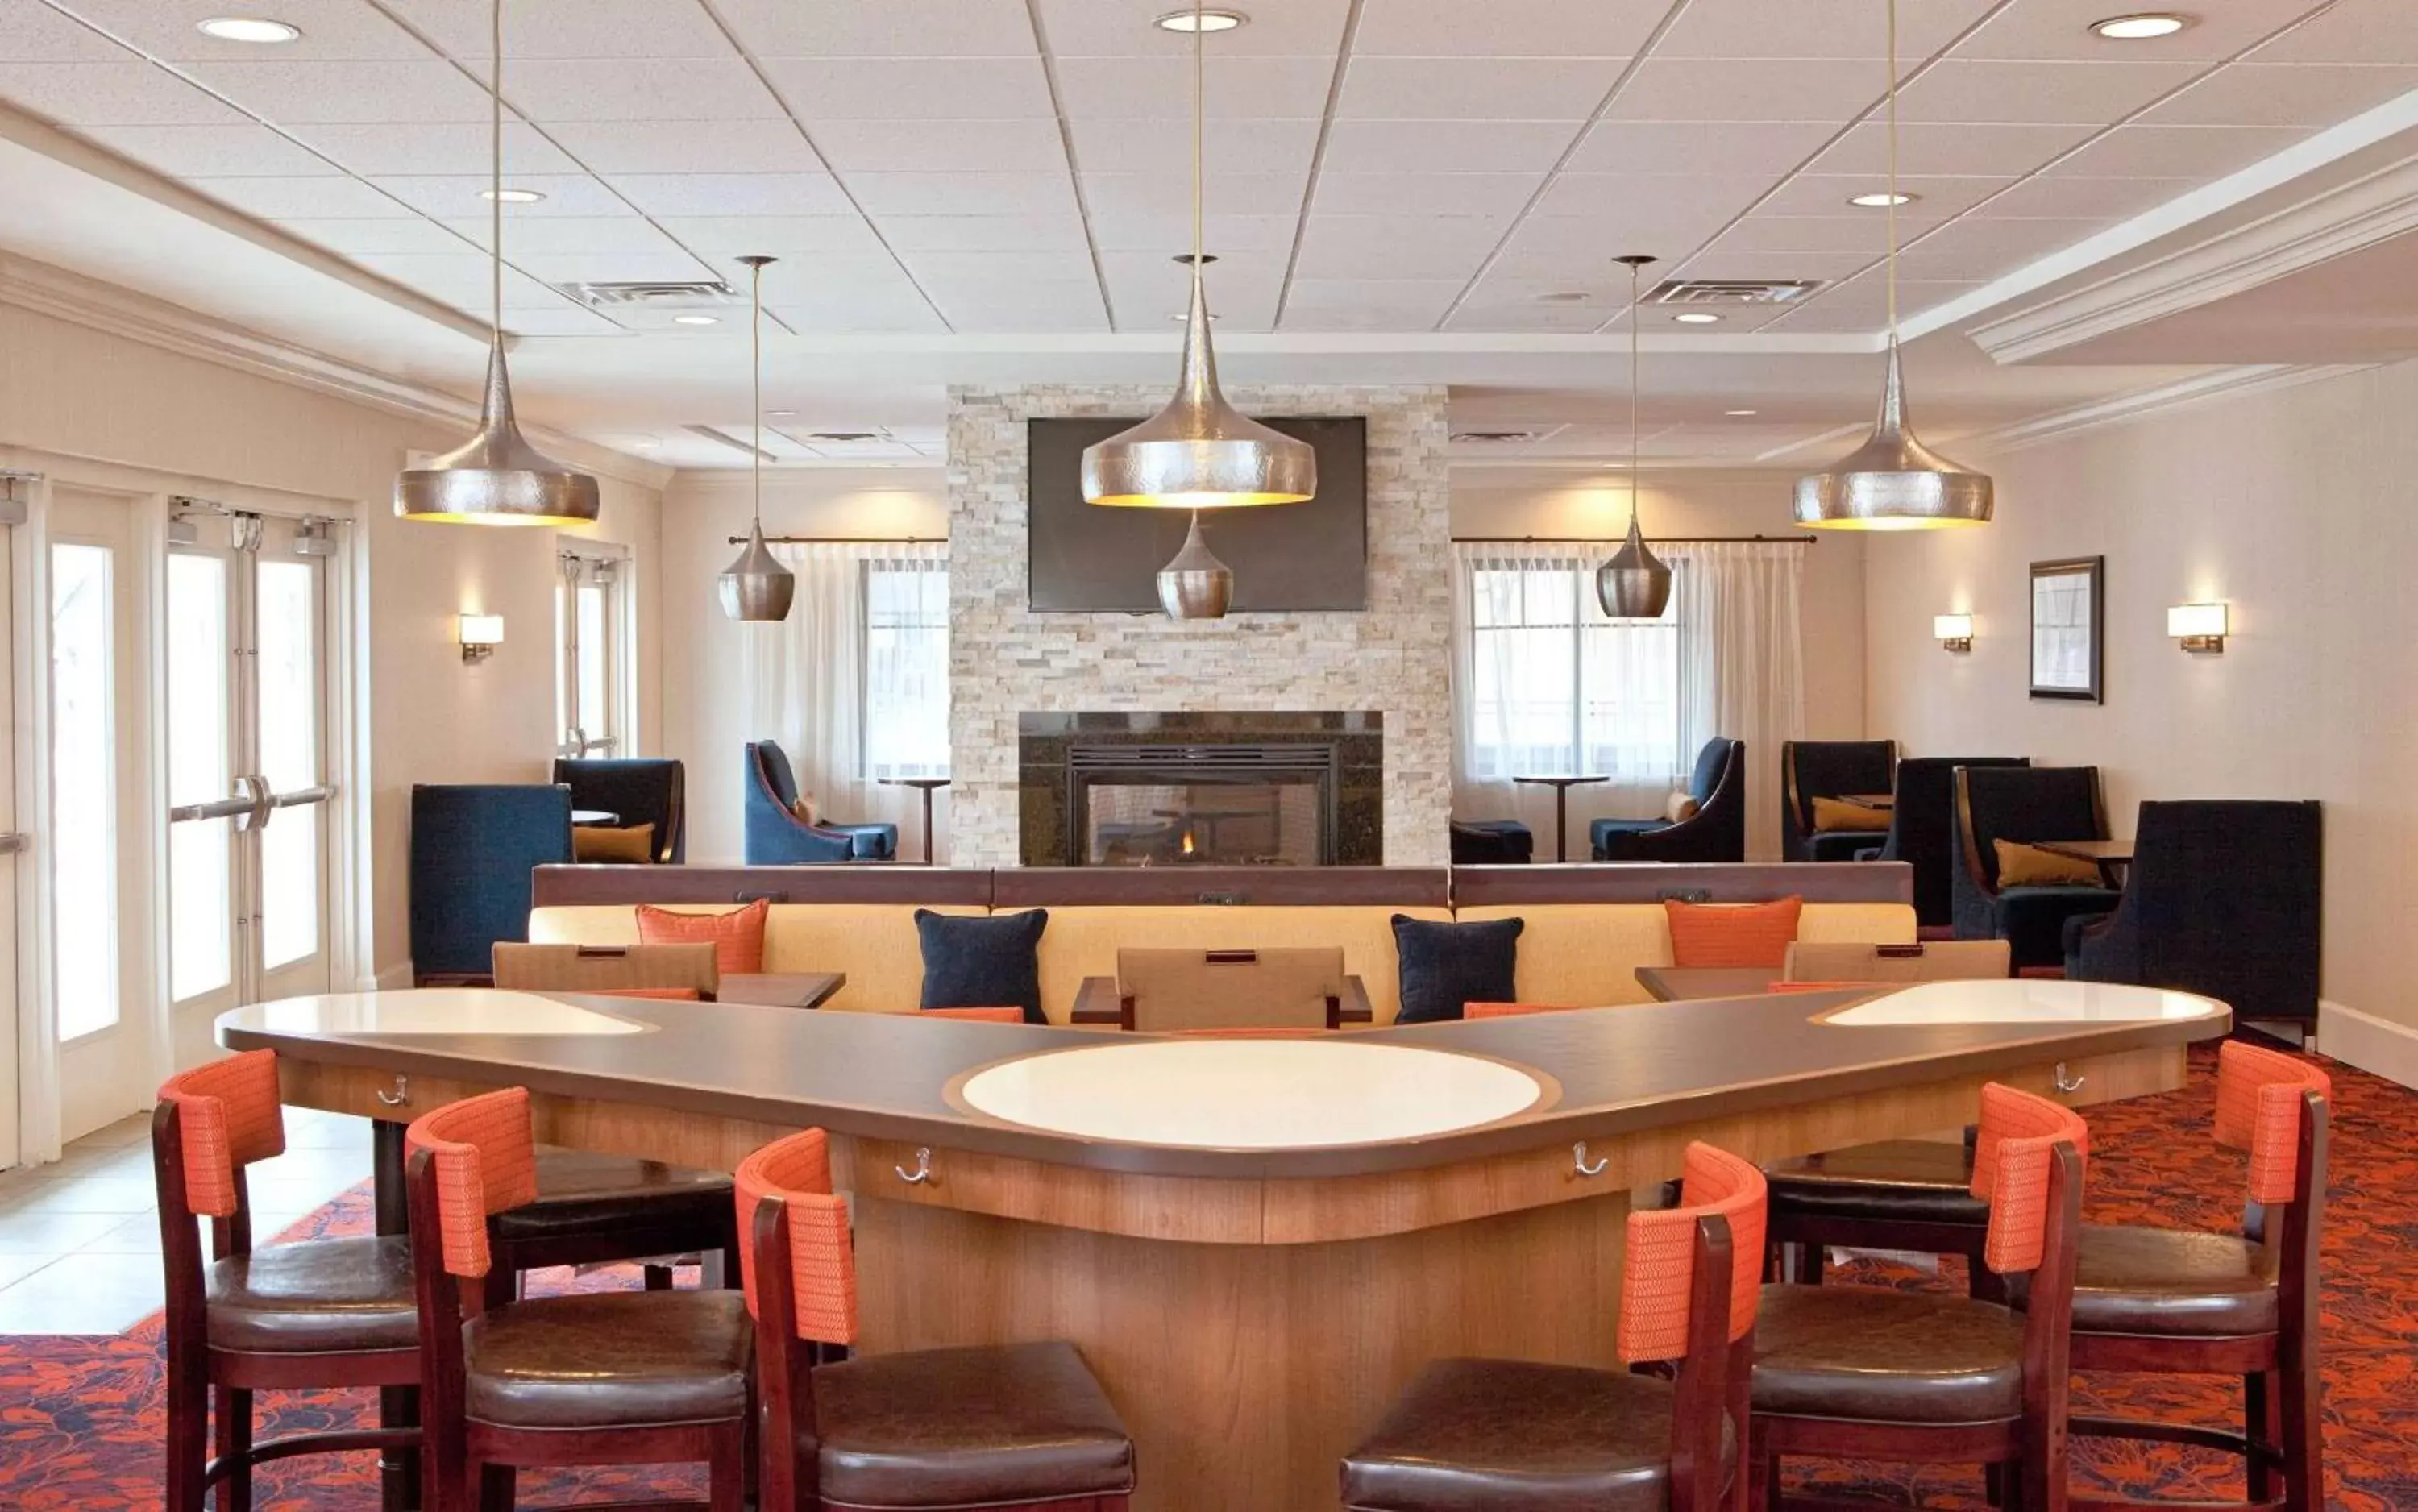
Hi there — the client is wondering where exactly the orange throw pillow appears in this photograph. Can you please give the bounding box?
[572,823,656,864]
[1810,796,1890,833]
[1993,840,2104,888]
[637,899,768,975]
[1664,896,1803,969]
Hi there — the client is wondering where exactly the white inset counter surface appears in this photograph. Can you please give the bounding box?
[247,989,650,1037]
[958,1040,1549,1150]
[1821,978,2222,1026]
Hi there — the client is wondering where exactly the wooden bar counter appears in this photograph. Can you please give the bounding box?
[222,981,2228,1512]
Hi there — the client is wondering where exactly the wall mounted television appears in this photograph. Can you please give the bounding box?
[1025,416,1368,613]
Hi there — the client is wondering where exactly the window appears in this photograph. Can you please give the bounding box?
[555,550,625,758]
[51,542,121,1041]
[861,556,949,779]
[1464,557,1682,782]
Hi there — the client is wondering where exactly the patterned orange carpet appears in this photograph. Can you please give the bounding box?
[0,1039,2412,1509]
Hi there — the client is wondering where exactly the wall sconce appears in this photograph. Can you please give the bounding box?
[458,613,504,663]
[2168,602,2227,654]
[1934,613,1974,654]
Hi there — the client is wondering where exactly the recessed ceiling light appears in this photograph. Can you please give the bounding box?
[1155,8,1245,31]
[1672,311,1722,324]
[2090,12,2189,39]
[631,439,660,449]
[765,409,796,417]
[480,187,546,203]
[672,314,719,326]
[1532,290,1593,304]
[197,16,300,43]
[1848,191,1917,208]
[1725,409,1759,417]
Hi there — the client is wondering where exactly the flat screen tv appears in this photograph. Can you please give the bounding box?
[1026,416,1368,612]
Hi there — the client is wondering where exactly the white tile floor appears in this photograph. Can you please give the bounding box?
[0,1107,373,1335]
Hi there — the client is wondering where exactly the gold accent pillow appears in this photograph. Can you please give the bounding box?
[1811,796,1890,832]
[1992,840,2104,888]
[1663,791,1701,824]
[572,823,657,864]
[790,792,821,826]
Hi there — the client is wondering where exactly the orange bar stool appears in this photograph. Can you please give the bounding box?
[155,1049,422,1512]
[1340,1141,1766,1512]
[406,1088,754,1512]
[738,1128,1136,1512]
[1747,1083,2088,1511]
[2038,1040,2330,1512]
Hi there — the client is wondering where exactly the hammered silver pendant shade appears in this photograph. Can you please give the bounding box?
[1793,337,1992,530]
[1157,511,1233,620]
[395,343,601,525]
[1596,253,1673,621]
[719,255,796,622]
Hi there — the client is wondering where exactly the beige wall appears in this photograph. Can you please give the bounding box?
[0,301,663,986]
[1863,361,2412,1030]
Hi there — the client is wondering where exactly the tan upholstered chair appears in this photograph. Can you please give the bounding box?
[1781,939,2010,984]
[1116,946,1345,1032]
[492,941,721,1000]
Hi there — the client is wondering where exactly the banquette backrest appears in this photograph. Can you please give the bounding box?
[526,862,1913,1024]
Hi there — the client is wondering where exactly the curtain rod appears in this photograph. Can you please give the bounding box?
[724,534,941,546]
[1452,533,1818,546]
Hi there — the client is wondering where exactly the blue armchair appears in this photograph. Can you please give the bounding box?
[743,741,897,864]
[1588,737,1746,862]
[553,756,684,862]
[409,784,572,982]
[1859,756,2029,929]
[1951,765,2119,970]
[1781,739,1897,862]
[2065,800,2320,1027]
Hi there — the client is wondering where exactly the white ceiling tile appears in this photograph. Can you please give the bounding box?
[813,118,1067,172]
[1703,216,1907,256]
[2250,0,2418,64]
[0,62,248,125]
[1665,248,1881,285]
[2048,124,2309,178]
[924,282,1107,332]
[1036,0,1349,58]
[1653,0,1996,60]
[1440,300,1615,333]
[49,0,436,60]
[0,3,142,61]
[192,175,418,219]
[1314,172,1545,218]
[77,122,342,177]
[1080,172,1301,217]
[847,172,1078,217]
[720,0,1039,57]
[1603,60,1880,123]
[2138,64,2418,129]
[762,58,1054,119]
[1756,173,2014,221]
[348,252,567,307]
[508,249,717,285]
[1894,59,2204,125]
[448,215,709,254]
[1068,117,1319,176]
[1337,57,1625,121]
[1492,211,1741,271]
[1053,56,1336,119]
[605,172,855,217]
[1959,0,2332,64]
[1353,0,1664,56]
[1890,217,2108,278]
[1804,120,2100,177]
[182,59,502,123]
[544,119,823,174]
[368,172,638,218]
[378,0,737,60]
[1759,276,1987,331]
[1974,175,2195,220]
[502,306,629,336]
[1528,172,1783,222]
[505,60,787,123]
[293,119,580,175]
[1101,264,1285,330]
[1294,216,1507,278]
[1321,119,1577,174]
[873,214,1092,252]
[276,216,484,255]
[1083,206,1298,251]
[1569,120,1838,177]
[699,252,920,291]
[1280,280,1462,330]
[900,251,1103,285]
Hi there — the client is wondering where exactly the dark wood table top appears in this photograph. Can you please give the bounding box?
[1511,775,1609,787]
[878,777,952,791]
[2035,838,2135,864]
[1069,974,1375,1025]
[718,971,845,1010]
[1635,965,1783,1002]
[569,808,621,826]
[221,979,2226,1182]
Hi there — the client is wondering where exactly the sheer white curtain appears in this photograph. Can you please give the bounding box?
[1671,541,1805,862]
[739,542,951,858]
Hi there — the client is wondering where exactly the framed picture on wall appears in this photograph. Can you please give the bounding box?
[2029,556,2104,702]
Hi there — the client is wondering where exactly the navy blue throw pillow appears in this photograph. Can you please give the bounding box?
[916,908,1049,1024]
[1392,915,1523,1024]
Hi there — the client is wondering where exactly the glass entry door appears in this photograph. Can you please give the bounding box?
[167,512,335,1024]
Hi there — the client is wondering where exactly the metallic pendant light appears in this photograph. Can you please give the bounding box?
[1793,0,1992,530]
[1081,0,1314,523]
[1157,510,1232,619]
[396,0,596,526]
[1597,255,1674,621]
[718,256,796,622]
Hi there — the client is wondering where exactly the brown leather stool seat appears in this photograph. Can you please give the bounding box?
[813,1340,1136,1510]
[204,1234,418,1353]
[1764,1139,1985,1226]
[501,1146,734,1241]
[1752,1284,2026,1423]
[2008,1223,2280,1339]
[461,1289,753,1431]
[1341,1357,1735,1512]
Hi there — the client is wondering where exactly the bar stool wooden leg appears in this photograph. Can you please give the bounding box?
[216,1384,254,1512]
[708,1420,747,1512]
[2245,1373,2275,1505]
[164,1348,208,1512]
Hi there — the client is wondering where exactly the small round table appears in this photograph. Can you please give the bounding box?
[1511,775,1608,863]
[569,808,621,827]
[879,777,951,865]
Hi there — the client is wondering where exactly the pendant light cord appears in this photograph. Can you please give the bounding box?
[1885,0,1899,338]
[751,260,763,530]
[1191,0,1204,273]
[490,0,502,346]
[1627,257,1641,532]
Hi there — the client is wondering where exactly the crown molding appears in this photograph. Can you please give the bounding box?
[1961,362,2378,456]
[0,252,671,492]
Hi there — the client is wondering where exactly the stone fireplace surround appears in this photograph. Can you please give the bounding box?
[946,383,1453,868]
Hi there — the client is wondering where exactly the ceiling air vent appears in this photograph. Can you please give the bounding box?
[807,431,882,443]
[1450,430,1538,445]
[555,279,740,312]
[1646,279,1821,307]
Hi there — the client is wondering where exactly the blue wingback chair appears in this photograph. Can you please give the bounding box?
[553,757,684,862]
[743,741,897,864]
[1951,765,2119,970]
[1859,755,2029,929]
[1780,739,1897,862]
[409,784,573,982]
[2065,800,2321,1027]
[1588,737,1746,862]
